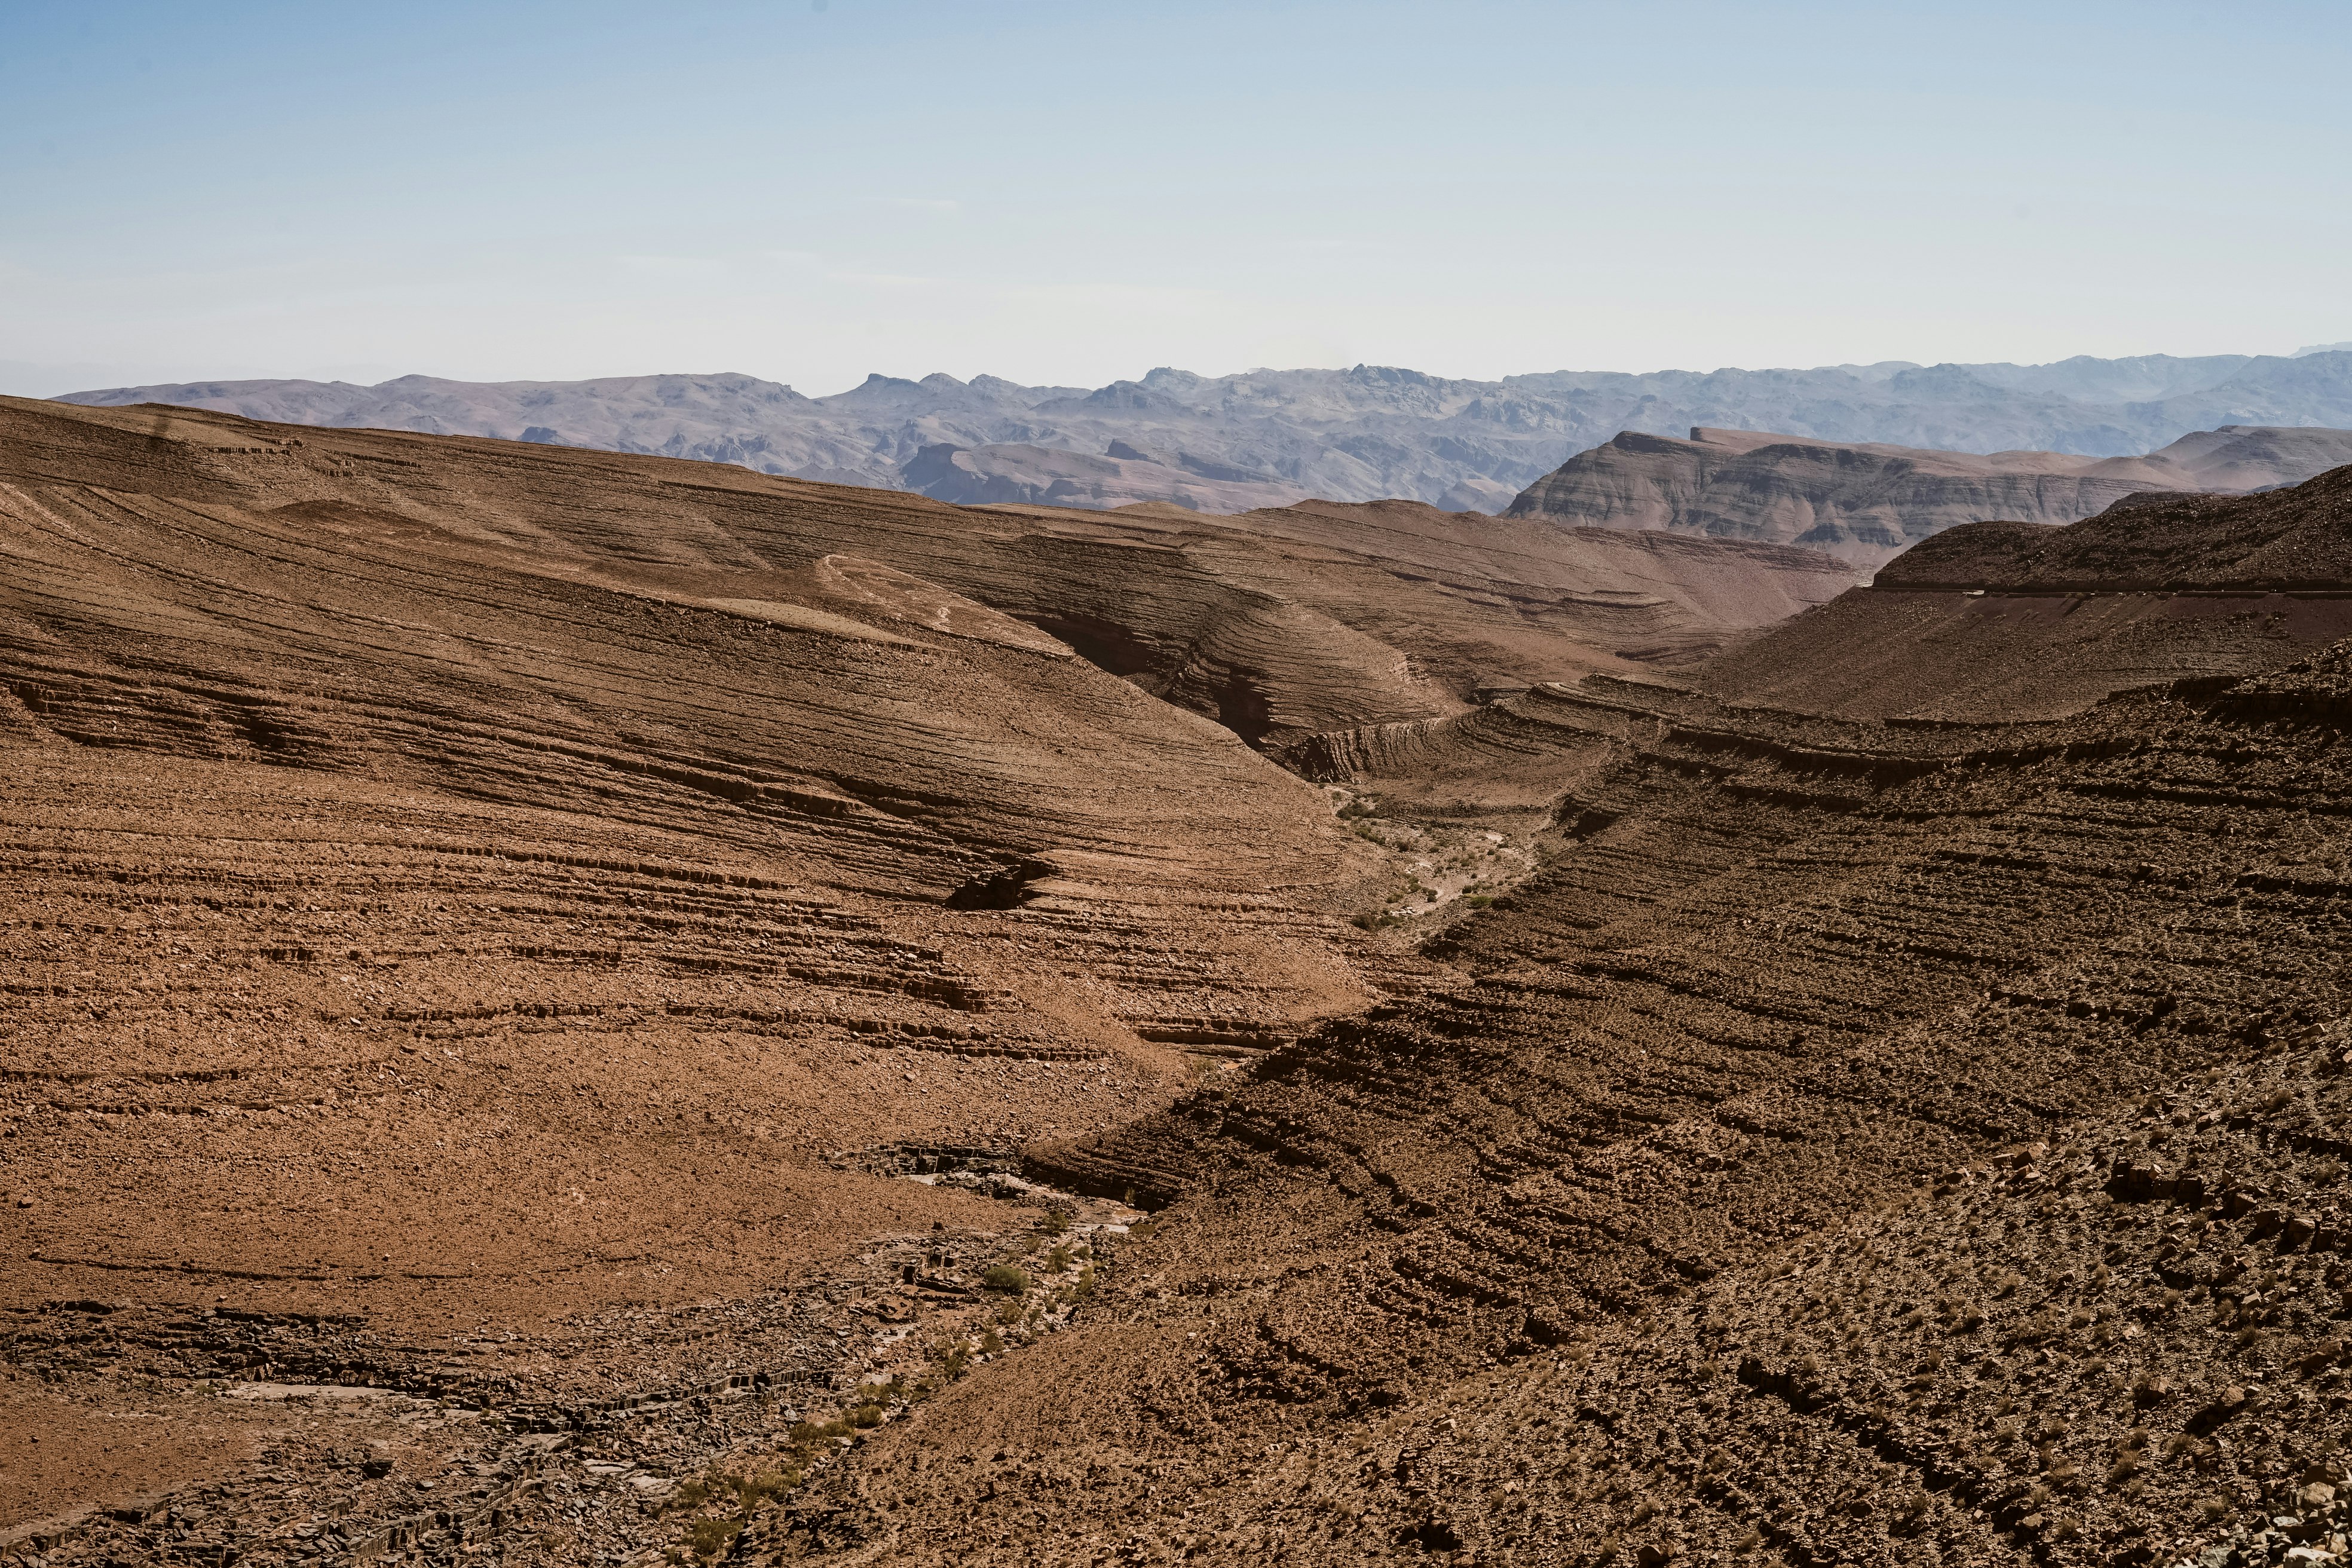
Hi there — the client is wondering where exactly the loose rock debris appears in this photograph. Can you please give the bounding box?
[12,401,2352,1568]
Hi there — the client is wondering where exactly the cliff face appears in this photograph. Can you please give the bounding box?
[1689,466,2352,722]
[1505,424,2352,572]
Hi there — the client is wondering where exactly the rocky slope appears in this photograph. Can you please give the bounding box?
[699,466,2352,1568]
[53,350,2352,513]
[1505,424,2352,571]
[0,397,1856,1560]
[0,395,1393,1558]
[1692,468,2352,721]
[18,403,2352,1568]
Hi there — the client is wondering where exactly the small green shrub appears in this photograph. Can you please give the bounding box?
[690,1517,743,1561]
[982,1263,1030,1293]
[849,1404,884,1429]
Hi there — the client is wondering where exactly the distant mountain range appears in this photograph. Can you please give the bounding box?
[56,350,2352,514]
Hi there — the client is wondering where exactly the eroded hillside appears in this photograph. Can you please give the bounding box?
[10,401,2352,1568]
[1506,425,2352,572]
[0,395,1843,1561]
[708,470,2352,1568]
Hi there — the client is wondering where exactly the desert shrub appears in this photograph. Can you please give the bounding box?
[690,1517,743,1561]
[1040,1209,1071,1236]
[1465,895,1493,908]
[979,1330,1005,1354]
[849,1404,884,1429]
[982,1263,1031,1293]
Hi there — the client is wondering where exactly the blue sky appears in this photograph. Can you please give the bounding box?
[2,0,2347,394]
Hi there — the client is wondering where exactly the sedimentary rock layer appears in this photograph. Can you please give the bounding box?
[739,471,2352,1568]
[1506,424,2352,571]
[1695,467,2352,721]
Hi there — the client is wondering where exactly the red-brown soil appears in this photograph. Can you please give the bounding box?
[11,394,2352,1568]
[0,1382,264,1531]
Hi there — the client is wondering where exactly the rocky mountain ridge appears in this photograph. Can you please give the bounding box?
[54,350,2352,514]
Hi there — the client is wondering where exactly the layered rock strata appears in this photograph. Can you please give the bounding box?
[1506,424,2352,572]
[731,473,2352,1568]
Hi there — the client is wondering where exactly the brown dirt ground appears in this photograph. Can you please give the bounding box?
[12,402,2352,1568]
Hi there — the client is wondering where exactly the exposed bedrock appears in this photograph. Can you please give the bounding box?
[1506,424,2352,573]
[0,397,1854,758]
[1688,465,2352,722]
[752,472,2352,1568]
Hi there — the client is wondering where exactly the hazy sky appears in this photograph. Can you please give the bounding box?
[4,0,2348,396]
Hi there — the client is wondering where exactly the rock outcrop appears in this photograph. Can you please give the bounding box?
[717,463,2352,1568]
[1506,423,2352,571]
[25,398,2352,1568]
[1693,465,2352,720]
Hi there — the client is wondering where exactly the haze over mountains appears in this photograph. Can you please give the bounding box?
[60,348,2352,516]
